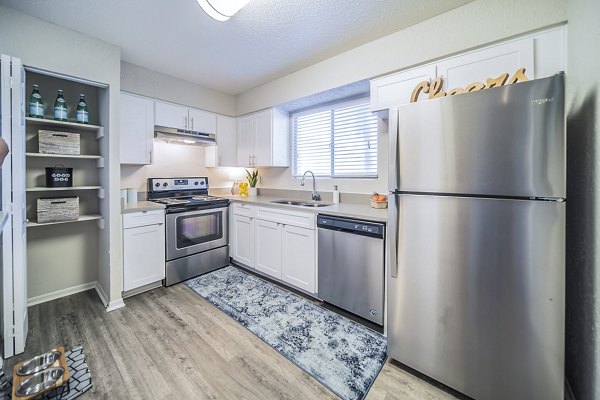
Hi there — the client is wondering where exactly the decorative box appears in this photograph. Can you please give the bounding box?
[39,130,80,155]
[45,166,73,187]
[37,197,79,224]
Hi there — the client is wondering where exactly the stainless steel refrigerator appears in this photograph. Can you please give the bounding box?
[387,73,565,400]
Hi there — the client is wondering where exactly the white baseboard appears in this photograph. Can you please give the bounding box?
[106,298,125,312]
[95,283,109,307]
[97,283,125,312]
[28,281,97,307]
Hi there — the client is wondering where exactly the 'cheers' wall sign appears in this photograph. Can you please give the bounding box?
[410,67,529,103]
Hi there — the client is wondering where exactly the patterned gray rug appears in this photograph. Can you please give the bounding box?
[185,266,387,400]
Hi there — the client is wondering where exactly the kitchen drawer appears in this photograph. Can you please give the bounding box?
[232,202,255,217]
[256,206,315,229]
[123,210,165,229]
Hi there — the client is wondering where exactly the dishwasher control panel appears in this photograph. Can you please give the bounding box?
[317,215,385,239]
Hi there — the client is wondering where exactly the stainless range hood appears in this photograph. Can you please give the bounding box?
[154,125,216,146]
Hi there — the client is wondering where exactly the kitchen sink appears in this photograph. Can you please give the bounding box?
[270,199,332,208]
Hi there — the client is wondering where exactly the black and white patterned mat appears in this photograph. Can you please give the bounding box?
[0,346,92,400]
[186,266,387,400]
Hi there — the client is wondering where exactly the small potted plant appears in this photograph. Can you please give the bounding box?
[245,169,259,196]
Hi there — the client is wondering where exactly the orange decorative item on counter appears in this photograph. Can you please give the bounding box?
[238,181,249,196]
[371,193,388,209]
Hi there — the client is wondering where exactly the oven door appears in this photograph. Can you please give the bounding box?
[166,206,228,261]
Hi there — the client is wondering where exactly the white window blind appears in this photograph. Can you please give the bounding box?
[292,99,378,178]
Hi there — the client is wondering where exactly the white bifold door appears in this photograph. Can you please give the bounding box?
[0,54,28,359]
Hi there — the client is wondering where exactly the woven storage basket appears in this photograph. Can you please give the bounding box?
[39,130,80,155]
[37,197,79,224]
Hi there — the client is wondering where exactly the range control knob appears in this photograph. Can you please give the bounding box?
[194,181,199,185]
[155,182,160,187]
[200,180,205,186]
[163,182,168,187]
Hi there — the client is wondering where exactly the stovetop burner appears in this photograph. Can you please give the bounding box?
[147,177,229,212]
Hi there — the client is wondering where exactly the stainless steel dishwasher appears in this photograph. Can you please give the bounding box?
[317,214,385,325]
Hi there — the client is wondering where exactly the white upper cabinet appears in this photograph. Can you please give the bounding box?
[370,65,436,110]
[120,92,154,165]
[237,115,255,167]
[370,26,565,112]
[206,114,238,167]
[155,101,188,130]
[188,108,217,134]
[436,39,534,90]
[155,101,217,134]
[253,111,274,167]
[236,108,289,168]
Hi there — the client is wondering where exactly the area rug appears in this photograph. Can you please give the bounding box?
[0,346,92,400]
[185,266,387,400]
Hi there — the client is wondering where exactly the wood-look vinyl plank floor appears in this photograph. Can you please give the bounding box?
[5,284,456,399]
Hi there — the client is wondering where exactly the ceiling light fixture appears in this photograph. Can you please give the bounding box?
[196,0,251,21]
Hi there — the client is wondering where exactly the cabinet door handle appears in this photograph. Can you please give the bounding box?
[149,149,153,163]
[185,116,188,129]
[191,117,194,130]
[218,156,222,166]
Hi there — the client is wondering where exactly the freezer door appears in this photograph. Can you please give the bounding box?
[396,73,565,198]
[388,194,564,400]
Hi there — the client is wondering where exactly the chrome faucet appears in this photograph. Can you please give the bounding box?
[301,170,321,201]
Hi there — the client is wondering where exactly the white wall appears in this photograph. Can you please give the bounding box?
[121,142,210,193]
[236,0,567,115]
[565,0,600,397]
[121,62,236,116]
[0,5,122,304]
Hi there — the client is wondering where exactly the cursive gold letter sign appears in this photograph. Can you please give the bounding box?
[409,67,529,103]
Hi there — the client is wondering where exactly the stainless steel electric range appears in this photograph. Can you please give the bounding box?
[147,177,230,286]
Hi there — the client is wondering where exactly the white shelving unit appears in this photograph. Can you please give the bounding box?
[25,106,105,227]
[26,152,102,160]
[25,116,102,131]
[26,214,102,228]
[26,186,102,192]
[22,66,112,319]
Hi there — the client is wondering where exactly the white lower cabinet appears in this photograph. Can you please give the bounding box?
[253,206,316,293]
[255,219,282,277]
[122,210,166,292]
[231,214,255,267]
[281,225,315,293]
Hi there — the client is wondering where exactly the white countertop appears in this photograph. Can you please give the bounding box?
[121,201,166,214]
[226,195,388,222]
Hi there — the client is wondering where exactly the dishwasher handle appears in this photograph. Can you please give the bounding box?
[317,215,385,239]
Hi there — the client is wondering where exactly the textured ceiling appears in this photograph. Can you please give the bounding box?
[0,0,471,94]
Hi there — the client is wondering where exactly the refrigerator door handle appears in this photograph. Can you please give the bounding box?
[388,108,399,191]
[387,194,399,278]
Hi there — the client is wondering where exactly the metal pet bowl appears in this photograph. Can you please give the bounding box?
[17,351,61,376]
[16,366,65,397]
